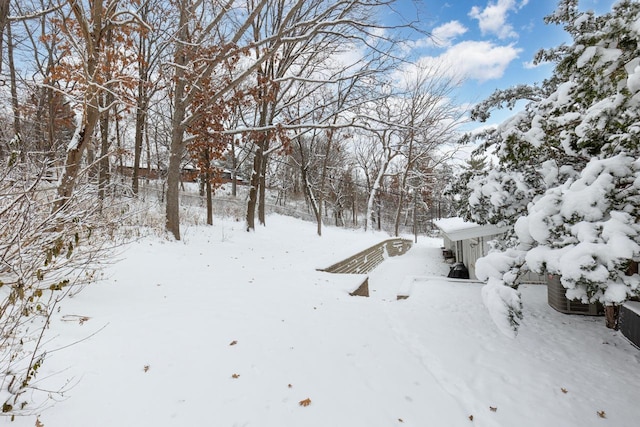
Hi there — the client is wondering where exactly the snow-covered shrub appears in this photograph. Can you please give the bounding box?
[0,160,118,417]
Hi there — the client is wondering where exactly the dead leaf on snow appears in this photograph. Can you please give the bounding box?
[229,340,238,346]
[561,387,568,394]
[398,418,404,423]
[299,398,311,407]
[597,411,606,418]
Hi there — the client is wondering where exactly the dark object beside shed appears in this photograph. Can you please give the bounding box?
[620,302,640,349]
[448,263,469,279]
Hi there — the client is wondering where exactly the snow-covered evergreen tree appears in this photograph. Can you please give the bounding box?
[461,0,640,334]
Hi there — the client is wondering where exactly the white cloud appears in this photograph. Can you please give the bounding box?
[432,21,468,47]
[404,21,468,51]
[405,21,468,50]
[415,40,522,83]
[469,0,525,40]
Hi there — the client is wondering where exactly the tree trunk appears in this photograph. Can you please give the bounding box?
[228,128,240,197]
[132,48,148,195]
[46,77,56,157]
[54,89,101,212]
[258,152,268,226]
[302,168,321,229]
[98,109,111,202]
[98,62,114,201]
[7,22,22,161]
[115,117,124,178]
[365,159,389,232]
[352,183,357,227]
[316,134,334,236]
[246,141,264,231]
[230,143,238,197]
[296,138,321,231]
[413,192,418,243]
[145,123,152,180]
[132,94,146,195]
[166,87,186,239]
[604,305,620,330]
[56,127,93,210]
[393,190,405,237]
[0,0,10,75]
[204,151,213,225]
[205,173,213,225]
[166,123,184,240]
[165,3,190,240]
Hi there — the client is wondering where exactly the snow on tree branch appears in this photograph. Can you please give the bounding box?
[454,0,640,333]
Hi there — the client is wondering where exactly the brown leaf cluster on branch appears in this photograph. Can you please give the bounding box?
[185,44,251,191]
[42,0,147,110]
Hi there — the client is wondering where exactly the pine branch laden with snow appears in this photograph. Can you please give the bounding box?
[455,0,640,332]
[475,248,527,337]
[466,165,543,227]
[480,278,523,339]
[522,155,640,306]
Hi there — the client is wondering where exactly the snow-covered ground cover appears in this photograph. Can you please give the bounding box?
[7,215,640,426]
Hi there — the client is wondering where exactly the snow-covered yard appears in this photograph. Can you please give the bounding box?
[8,215,640,426]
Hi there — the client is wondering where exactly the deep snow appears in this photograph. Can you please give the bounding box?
[6,215,640,426]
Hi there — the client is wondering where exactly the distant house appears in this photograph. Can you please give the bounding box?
[221,169,245,184]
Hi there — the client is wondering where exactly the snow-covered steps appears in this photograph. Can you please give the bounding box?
[318,238,412,275]
[317,238,412,296]
[397,276,418,300]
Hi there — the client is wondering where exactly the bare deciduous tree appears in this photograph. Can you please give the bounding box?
[48,0,144,211]
[390,65,465,236]
[165,0,268,239]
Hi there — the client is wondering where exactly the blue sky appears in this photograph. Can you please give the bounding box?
[388,0,618,126]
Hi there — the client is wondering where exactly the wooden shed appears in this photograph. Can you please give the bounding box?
[434,217,509,281]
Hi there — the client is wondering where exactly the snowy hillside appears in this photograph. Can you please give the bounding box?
[5,215,639,427]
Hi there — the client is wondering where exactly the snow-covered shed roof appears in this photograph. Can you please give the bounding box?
[434,217,509,241]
